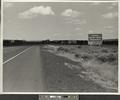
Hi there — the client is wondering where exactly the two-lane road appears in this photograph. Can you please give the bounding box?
[4,46,46,92]
[3,46,115,92]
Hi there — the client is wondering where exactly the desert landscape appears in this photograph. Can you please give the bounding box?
[43,44,118,91]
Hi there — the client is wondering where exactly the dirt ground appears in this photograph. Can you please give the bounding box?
[43,45,118,91]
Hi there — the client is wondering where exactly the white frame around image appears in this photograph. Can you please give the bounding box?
[1,0,119,94]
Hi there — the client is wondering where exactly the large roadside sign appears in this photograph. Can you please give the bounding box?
[88,34,102,46]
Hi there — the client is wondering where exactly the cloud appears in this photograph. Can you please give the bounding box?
[104,26,113,29]
[102,12,118,19]
[104,26,115,33]
[19,6,55,19]
[61,9,81,18]
[4,2,13,8]
[66,18,87,25]
[91,2,101,5]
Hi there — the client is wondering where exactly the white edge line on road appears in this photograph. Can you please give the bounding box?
[3,47,33,65]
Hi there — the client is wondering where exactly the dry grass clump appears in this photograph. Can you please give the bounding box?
[101,49,109,53]
[57,47,69,52]
[77,46,81,49]
[75,53,93,61]
[75,54,81,58]
[96,53,117,64]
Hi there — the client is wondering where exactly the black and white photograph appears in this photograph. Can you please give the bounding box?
[3,2,118,92]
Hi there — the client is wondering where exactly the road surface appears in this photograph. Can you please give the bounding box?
[3,46,116,92]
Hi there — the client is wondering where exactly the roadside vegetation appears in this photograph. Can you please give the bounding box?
[43,45,118,91]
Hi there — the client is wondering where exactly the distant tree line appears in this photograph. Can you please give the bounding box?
[102,39,118,45]
[3,39,118,46]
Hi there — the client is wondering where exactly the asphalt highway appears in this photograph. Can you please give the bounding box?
[3,46,116,92]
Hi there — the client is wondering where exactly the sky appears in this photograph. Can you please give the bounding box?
[3,2,118,40]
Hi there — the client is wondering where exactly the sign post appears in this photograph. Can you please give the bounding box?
[88,34,102,46]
